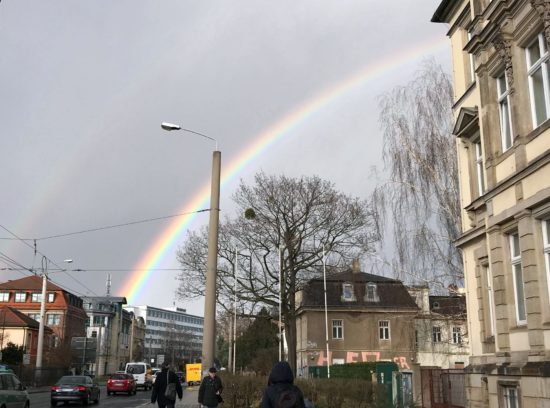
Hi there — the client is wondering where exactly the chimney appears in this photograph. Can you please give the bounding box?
[352,259,361,274]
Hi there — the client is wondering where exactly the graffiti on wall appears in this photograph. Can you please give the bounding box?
[316,350,410,369]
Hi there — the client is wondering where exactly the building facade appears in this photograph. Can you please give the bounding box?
[433,1,550,406]
[123,305,203,366]
[295,264,418,397]
[0,276,87,348]
[81,296,134,375]
[0,306,55,365]
[408,286,470,369]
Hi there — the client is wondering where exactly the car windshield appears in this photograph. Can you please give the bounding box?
[57,376,89,385]
[110,374,128,380]
[126,364,145,374]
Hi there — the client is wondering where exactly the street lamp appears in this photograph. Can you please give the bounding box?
[161,122,221,372]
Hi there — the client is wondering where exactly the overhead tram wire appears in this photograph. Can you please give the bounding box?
[0,208,210,241]
[0,224,99,296]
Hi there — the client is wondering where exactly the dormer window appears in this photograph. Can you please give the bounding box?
[341,283,356,302]
[365,282,379,302]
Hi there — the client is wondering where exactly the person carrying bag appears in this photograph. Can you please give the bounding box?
[151,362,183,408]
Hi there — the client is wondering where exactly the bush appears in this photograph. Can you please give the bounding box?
[218,373,388,408]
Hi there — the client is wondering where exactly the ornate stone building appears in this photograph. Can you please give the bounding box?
[433,0,550,406]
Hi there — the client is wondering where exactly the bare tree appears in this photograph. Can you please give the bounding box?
[176,172,378,372]
[372,60,462,291]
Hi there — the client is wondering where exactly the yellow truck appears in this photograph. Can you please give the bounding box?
[185,363,202,386]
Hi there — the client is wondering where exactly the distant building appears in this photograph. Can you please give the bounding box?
[432,0,550,406]
[0,305,55,365]
[128,312,146,362]
[123,305,203,366]
[81,296,133,375]
[295,261,418,402]
[408,286,469,370]
[0,276,87,348]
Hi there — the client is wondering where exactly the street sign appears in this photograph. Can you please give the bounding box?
[157,354,164,365]
[22,354,30,365]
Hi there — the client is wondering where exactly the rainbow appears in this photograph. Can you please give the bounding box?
[121,37,449,303]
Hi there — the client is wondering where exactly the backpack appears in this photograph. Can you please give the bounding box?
[275,389,298,408]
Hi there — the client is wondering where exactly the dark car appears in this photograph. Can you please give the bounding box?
[51,375,100,406]
[107,373,136,396]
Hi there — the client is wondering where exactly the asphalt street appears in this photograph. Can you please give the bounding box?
[29,385,201,408]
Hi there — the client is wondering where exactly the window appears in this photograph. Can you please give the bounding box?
[341,283,356,301]
[543,220,550,302]
[365,283,378,302]
[379,320,390,340]
[527,33,550,127]
[28,313,41,321]
[501,385,519,408]
[47,314,61,326]
[485,266,497,337]
[14,292,26,302]
[47,293,55,303]
[332,319,343,339]
[432,326,442,343]
[0,292,9,302]
[510,233,527,325]
[474,140,486,195]
[452,327,462,344]
[31,293,42,302]
[497,74,513,151]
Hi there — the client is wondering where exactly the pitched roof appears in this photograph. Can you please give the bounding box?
[301,271,418,310]
[430,295,466,316]
[0,306,40,328]
[0,275,65,292]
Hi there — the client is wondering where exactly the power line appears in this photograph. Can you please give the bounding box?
[0,224,98,296]
[0,208,210,241]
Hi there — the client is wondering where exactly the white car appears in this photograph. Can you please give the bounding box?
[0,367,29,408]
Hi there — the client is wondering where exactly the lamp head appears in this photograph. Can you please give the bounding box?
[161,122,181,131]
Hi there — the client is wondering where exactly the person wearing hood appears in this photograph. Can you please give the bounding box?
[260,361,306,408]
[151,362,183,408]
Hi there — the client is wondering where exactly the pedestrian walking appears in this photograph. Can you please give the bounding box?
[198,366,223,408]
[151,362,183,408]
[260,361,306,408]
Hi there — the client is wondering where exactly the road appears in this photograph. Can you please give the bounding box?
[29,385,201,408]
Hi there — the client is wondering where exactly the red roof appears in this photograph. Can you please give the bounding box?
[0,275,65,292]
[0,306,52,330]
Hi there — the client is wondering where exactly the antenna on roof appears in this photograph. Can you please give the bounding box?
[106,274,111,297]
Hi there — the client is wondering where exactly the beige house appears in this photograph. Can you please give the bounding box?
[433,0,550,406]
[408,286,470,370]
[295,264,418,392]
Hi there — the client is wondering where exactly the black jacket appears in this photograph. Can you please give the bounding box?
[260,362,306,408]
[151,368,183,404]
[198,374,223,407]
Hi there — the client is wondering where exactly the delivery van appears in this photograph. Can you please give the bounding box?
[125,362,152,390]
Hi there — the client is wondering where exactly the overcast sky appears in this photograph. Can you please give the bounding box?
[1,1,449,315]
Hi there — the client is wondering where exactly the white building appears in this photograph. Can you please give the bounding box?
[123,305,203,366]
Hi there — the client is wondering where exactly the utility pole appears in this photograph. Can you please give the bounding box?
[36,256,48,383]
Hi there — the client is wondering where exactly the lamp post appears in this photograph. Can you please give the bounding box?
[161,122,220,372]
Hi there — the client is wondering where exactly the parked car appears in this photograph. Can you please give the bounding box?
[125,362,152,390]
[50,375,100,406]
[0,366,29,408]
[107,373,137,396]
